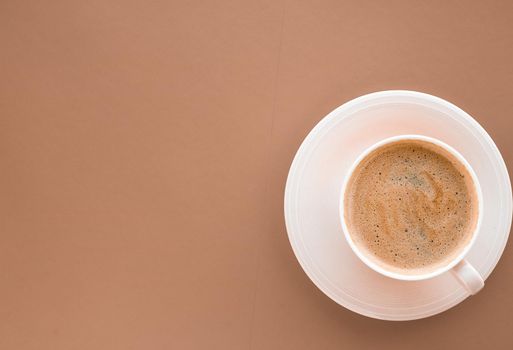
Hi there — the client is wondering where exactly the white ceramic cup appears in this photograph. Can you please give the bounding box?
[340,134,485,295]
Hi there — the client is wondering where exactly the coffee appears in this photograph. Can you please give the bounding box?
[344,140,478,275]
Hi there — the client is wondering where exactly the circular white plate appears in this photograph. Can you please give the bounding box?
[284,91,512,320]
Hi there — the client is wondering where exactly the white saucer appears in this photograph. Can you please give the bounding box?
[284,91,512,320]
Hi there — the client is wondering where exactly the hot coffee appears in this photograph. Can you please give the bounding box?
[344,140,479,275]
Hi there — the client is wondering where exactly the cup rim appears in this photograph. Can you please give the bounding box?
[340,134,484,281]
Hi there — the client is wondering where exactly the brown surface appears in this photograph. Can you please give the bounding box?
[1,0,513,349]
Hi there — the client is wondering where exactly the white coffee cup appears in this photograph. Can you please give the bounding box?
[340,134,484,294]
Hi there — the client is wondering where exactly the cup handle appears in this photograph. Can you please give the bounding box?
[450,259,484,295]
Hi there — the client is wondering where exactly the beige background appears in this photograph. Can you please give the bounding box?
[1,1,513,349]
